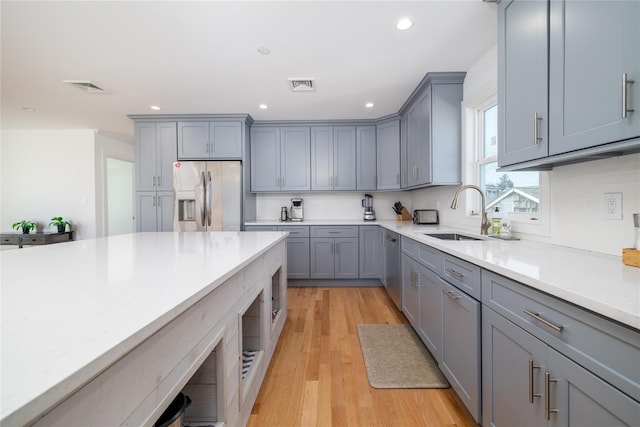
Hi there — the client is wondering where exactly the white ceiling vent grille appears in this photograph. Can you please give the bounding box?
[288,78,315,92]
[63,80,108,94]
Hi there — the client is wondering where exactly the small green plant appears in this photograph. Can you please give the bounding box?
[12,220,36,234]
[49,216,71,232]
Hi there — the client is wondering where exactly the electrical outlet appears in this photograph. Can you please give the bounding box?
[604,192,622,220]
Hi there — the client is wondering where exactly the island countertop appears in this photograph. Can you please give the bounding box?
[0,231,287,425]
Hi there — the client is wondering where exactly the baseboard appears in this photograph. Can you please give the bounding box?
[288,279,383,287]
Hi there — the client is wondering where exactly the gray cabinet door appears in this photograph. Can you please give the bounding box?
[406,102,421,187]
[376,120,400,190]
[287,237,310,279]
[548,1,640,155]
[210,121,242,158]
[178,121,210,159]
[547,348,640,427]
[417,265,443,362]
[482,306,546,427]
[335,238,358,278]
[356,126,377,191]
[401,254,420,329]
[136,122,177,191]
[310,238,335,279]
[310,126,333,191]
[498,0,549,167]
[136,191,173,232]
[281,127,311,191]
[441,281,481,423]
[333,127,356,191]
[359,226,381,279]
[251,127,280,191]
[157,123,177,191]
[417,88,432,185]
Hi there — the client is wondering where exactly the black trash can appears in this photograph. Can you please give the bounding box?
[154,392,191,427]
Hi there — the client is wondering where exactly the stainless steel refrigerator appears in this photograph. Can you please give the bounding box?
[173,161,242,231]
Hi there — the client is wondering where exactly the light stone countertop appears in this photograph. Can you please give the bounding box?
[246,219,640,330]
[0,231,288,424]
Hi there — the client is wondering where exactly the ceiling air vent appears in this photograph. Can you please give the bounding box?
[63,80,108,94]
[288,78,315,92]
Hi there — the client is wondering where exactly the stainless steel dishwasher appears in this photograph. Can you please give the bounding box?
[383,229,401,310]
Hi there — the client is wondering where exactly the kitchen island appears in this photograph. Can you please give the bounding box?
[0,231,288,426]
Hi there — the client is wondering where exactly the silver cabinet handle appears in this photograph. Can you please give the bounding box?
[156,176,161,186]
[152,176,156,187]
[335,242,339,255]
[534,112,542,145]
[445,290,460,301]
[623,72,635,119]
[528,359,541,403]
[544,372,558,420]
[523,309,564,332]
[152,196,157,207]
[396,173,400,185]
[446,268,464,279]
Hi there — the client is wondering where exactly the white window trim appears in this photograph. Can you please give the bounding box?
[461,83,550,237]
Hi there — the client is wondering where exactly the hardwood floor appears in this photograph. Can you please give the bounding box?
[247,287,477,427]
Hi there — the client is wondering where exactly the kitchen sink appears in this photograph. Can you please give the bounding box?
[424,233,484,241]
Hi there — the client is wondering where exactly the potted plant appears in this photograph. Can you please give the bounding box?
[49,216,71,233]
[12,220,36,234]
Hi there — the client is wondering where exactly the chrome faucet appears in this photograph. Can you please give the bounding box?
[450,185,491,235]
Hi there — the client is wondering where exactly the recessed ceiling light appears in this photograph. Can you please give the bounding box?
[259,104,268,110]
[396,18,413,31]
[258,47,271,55]
[365,102,374,108]
[150,105,161,111]
[21,107,36,112]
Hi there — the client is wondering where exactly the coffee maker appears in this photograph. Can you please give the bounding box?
[362,194,376,221]
[289,198,304,222]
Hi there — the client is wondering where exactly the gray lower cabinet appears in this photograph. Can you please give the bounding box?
[177,121,242,159]
[136,191,174,232]
[359,225,382,279]
[482,270,640,427]
[310,236,358,279]
[416,264,443,360]
[250,126,311,192]
[245,225,310,279]
[376,119,400,190]
[401,253,420,328]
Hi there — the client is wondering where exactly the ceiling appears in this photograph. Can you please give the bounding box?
[1,1,497,143]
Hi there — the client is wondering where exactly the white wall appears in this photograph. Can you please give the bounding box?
[0,129,134,240]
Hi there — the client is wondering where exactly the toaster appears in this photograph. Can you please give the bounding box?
[413,209,439,225]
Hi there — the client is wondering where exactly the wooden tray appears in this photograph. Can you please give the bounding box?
[622,248,640,268]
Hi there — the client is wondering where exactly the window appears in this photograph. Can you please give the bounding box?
[464,94,549,236]
[477,104,540,221]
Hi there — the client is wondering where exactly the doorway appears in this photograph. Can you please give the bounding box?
[106,158,134,235]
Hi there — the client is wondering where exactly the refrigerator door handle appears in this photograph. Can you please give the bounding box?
[199,171,206,226]
[206,171,212,227]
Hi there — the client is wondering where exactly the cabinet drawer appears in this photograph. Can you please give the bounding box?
[278,226,310,238]
[1,235,20,245]
[401,236,419,259]
[244,226,279,231]
[482,270,640,402]
[441,254,481,300]
[417,243,442,275]
[21,235,47,245]
[310,226,358,238]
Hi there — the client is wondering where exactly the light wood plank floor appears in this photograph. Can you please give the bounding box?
[247,287,477,427]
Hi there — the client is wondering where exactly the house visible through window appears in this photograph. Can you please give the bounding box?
[477,104,540,220]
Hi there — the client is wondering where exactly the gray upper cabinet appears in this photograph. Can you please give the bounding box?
[177,121,242,159]
[548,0,640,155]
[251,126,310,192]
[311,126,356,191]
[400,73,464,189]
[356,126,377,191]
[498,0,549,167]
[135,122,177,192]
[499,0,640,169]
[376,119,400,190]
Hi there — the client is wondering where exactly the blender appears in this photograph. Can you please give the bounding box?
[362,194,376,221]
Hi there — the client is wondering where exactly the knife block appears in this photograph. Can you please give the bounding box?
[396,208,413,221]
